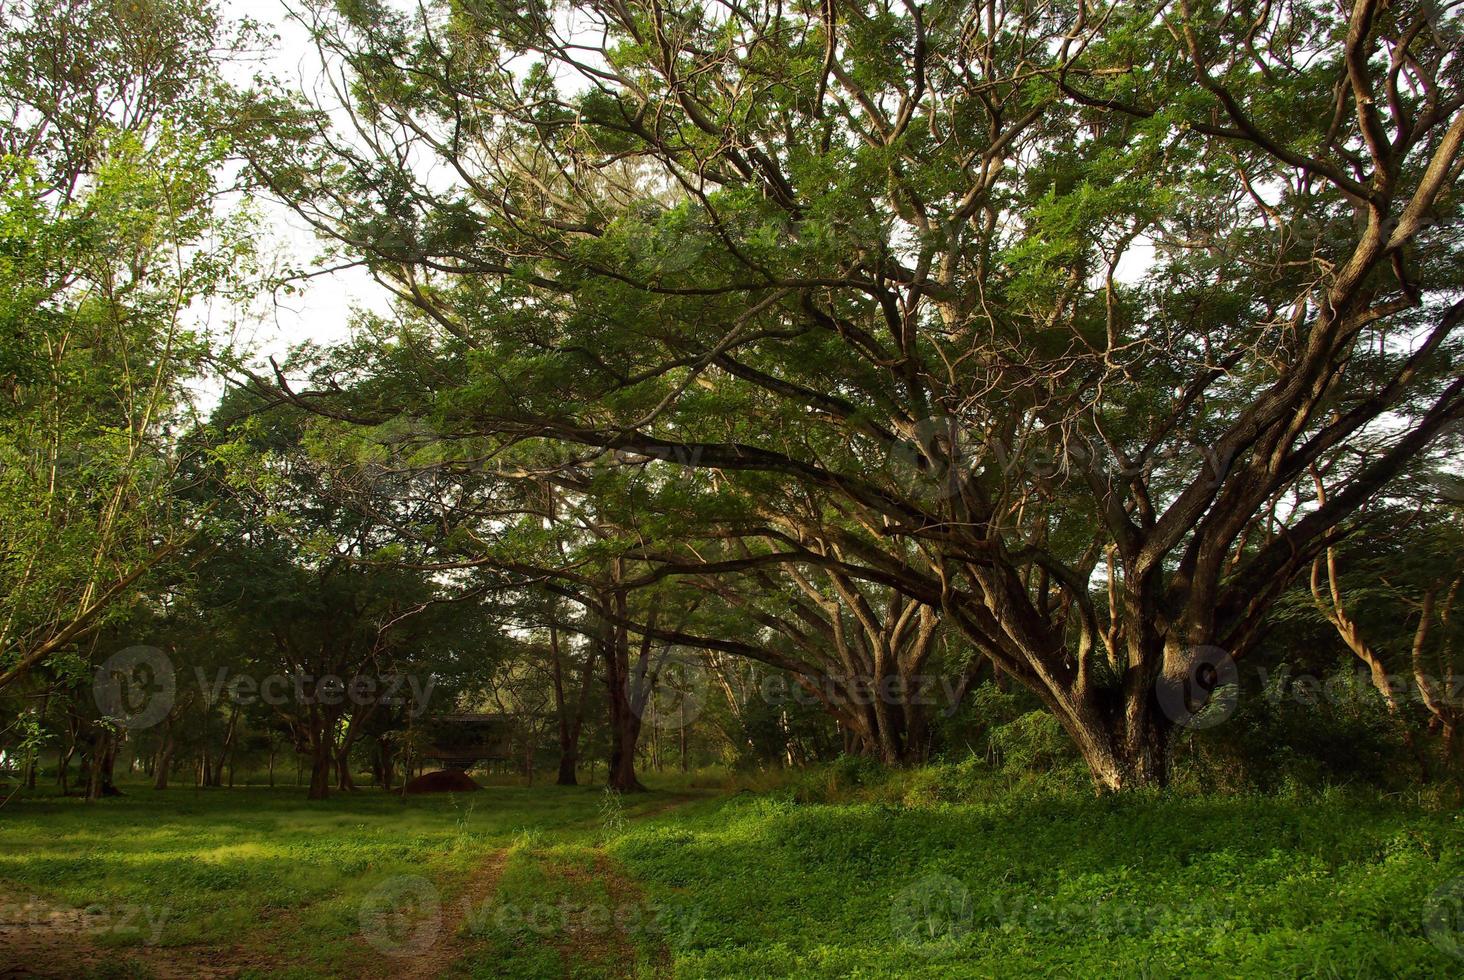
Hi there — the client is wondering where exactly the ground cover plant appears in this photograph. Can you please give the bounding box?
[1,0,1462,976]
[2,770,1462,977]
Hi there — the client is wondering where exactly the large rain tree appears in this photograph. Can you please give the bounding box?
[246,0,1464,790]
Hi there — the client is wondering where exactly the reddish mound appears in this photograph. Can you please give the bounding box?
[404,769,482,794]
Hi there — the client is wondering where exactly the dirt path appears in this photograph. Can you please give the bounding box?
[542,851,676,978]
[343,794,702,978]
[373,848,512,980]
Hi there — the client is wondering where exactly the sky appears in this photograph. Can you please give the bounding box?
[215,0,389,374]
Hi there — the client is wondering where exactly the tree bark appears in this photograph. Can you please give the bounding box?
[305,709,334,801]
[208,705,241,788]
[153,728,174,790]
[603,592,647,792]
[307,744,332,800]
[379,739,394,791]
[84,729,118,802]
[335,742,357,792]
[550,617,595,786]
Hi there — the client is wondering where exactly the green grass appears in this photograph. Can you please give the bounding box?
[610,784,1464,978]
[0,780,700,978]
[1,773,1461,978]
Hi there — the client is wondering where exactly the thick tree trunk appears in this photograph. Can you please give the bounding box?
[829,689,926,767]
[304,715,334,800]
[1074,726,1171,792]
[1058,692,1174,793]
[85,730,118,802]
[307,745,332,800]
[602,582,648,793]
[555,747,579,786]
[607,720,644,792]
[606,647,646,793]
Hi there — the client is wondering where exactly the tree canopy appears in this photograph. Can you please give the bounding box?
[232,0,1464,789]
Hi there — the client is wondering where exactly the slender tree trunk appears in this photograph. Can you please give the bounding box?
[376,737,394,792]
[550,618,573,785]
[209,706,240,788]
[153,729,174,790]
[551,619,595,787]
[335,742,357,792]
[57,741,75,794]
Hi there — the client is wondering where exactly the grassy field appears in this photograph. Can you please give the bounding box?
[0,773,1461,978]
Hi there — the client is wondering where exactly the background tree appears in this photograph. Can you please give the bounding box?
[199,393,501,798]
[0,0,257,692]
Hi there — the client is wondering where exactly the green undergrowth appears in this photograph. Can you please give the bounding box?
[609,766,1464,978]
[2,771,1460,978]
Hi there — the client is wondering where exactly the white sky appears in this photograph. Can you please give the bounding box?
[215,0,389,372]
